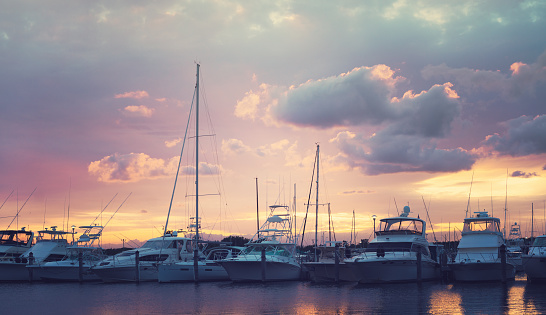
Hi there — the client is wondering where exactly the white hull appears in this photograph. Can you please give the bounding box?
[220,260,301,282]
[158,262,229,282]
[92,263,159,282]
[303,261,358,282]
[29,264,100,282]
[450,262,515,282]
[523,256,546,282]
[351,259,438,284]
[0,262,36,281]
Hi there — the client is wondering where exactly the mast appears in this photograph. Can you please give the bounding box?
[256,178,260,239]
[194,63,200,281]
[315,144,319,261]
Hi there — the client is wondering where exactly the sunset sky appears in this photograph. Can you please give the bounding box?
[1,1,545,247]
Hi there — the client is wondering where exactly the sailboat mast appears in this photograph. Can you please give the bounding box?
[315,144,319,261]
[194,63,200,282]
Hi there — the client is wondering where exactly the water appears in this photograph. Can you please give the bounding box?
[3,274,546,314]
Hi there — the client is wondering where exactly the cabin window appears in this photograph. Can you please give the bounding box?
[463,220,500,233]
[533,237,546,247]
[365,242,413,253]
[139,254,170,262]
[379,219,423,235]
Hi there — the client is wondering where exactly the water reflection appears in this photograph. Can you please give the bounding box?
[3,275,546,314]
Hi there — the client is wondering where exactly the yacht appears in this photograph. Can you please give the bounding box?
[349,206,439,283]
[0,226,74,281]
[523,235,546,282]
[28,225,106,282]
[0,228,34,258]
[506,222,524,271]
[220,205,301,282]
[302,241,358,282]
[92,232,196,282]
[158,245,243,282]
[449,211,515,281]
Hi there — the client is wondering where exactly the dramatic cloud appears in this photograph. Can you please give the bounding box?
[511,170,539,178]
[115,91,150,99]
[484,115,546,156]
[88,153,178,183]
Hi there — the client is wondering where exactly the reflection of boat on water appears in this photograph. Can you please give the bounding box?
[220,205,301,282]
[523,235,546,282]
[0,226,74,281]
[349,206,439,283]
[449,211,515,282]
[506,222,524,271]
[28,225,106,282]
[0,228,34,258]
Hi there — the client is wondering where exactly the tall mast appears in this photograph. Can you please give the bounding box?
[194,63,200,281]
[256,178,259,238]
[315,144,319,261]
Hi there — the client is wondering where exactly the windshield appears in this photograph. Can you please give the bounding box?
[378,219,423,235]
[242,245,292,257]
[462,219,500,233]
[532,237,546,247]
[140,239,173,249]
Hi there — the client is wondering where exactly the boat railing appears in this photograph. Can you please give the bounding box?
[453,252,502,263]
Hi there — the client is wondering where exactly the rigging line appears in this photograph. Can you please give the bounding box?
[421,196,437,242]
[0,190,14,212]
[465,171,475,218]
[393,197,400,216]
[102,193,132,230]
[117,233,141,248]
[299,147,318,248]
[7,187,36,230]
[89,193,119,226]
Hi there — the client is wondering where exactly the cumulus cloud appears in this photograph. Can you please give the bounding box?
[180,162,223,176]
[222,138,252,155]
[123,105,155,117]
[165,137,182,148]
[511,170,539,178]
[483,115,546,156]
[115,91,150,99]
[88,153,178,182]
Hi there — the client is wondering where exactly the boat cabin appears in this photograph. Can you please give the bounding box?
[375,206,426,237]
[462,212,502,235]
[0,228,34,248]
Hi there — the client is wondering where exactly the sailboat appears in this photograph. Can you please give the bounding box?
[157,64,231,283]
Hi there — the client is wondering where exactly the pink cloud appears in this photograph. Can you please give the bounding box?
[115,90,149,99]
[123,105,154,117]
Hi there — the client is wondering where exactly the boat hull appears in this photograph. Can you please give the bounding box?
[158,262,229,283]
[29,264,100,282]
[449,262,515,282]
[220,260,301,282]
[523,256,546,282]
[0,262,37,281]
[92,263,159,282]
[303,261,358,282]
[351,259,438,284]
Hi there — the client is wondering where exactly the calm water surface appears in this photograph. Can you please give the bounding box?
[3,274,546,314]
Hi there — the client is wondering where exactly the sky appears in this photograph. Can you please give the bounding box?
[1,0,546,247]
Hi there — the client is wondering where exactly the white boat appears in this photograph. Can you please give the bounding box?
[303,241,358,282]
[28,225,106,282]
[158,245,243,282]
[0,226,74,281]
[220,205,301,282]
[523,235,546,282]
[449,211,515,282]
[92,232,197,282]
[349,206,439,283]
[506,222,524,271]
[0,228,34,258]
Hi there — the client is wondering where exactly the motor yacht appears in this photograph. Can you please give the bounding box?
[0,228,34,258]
[449,211,515,282]
[302,241,358,282]
[523,235,546,282]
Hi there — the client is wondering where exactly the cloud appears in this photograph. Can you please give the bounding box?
[115,91,150,99]
[341,190,375,195]
[180,162,223,176]
[483,115,546,156]
[88,153,178,182]
[511,170,539,178]
[165,138,182,148]
[222,138,252,155]
[123,105,155,117]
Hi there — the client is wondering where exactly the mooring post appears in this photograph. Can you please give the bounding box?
[500,244,507,283]
[135,250,140,284]
[194,248,199,283]
[28,252,34,283]
[334,243,340,283]
[417,250,422,283]
[261,248,266,282]
[78,251,84,283]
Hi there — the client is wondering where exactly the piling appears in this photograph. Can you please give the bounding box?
[417,251,422,283]
[135,250,140,284]
[261,248,266,282]
[193,248,199,282]
[78,252,84,283]
[28,252,34,283]
[334,244,340,283]
[500,244,507,283]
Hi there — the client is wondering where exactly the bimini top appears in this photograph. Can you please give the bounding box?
[376,206,426,236]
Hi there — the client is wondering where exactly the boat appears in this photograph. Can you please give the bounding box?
[158,245,243,282]
[349,206,439,283]
[91,232,197,282]
[0,228,34,258]
[449,211,515,282]
[0,226,74,281]
[522,235,546,282]
[27,225,106,282]
[302,241,358,282]
[506,222,525,271]
[220,205,301,282]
